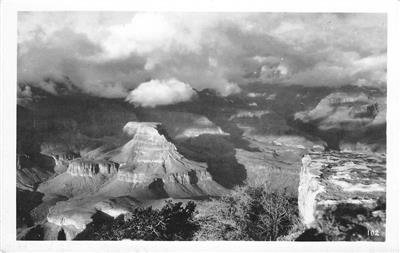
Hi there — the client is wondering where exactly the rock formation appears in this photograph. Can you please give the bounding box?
[27,121,228,240]
[228,110,270,120]
[295,92,385,131]
[17,154,54,191]
[40,121,227,200]
[293,92,386,152]
[298,151,386,240]
[138,110,228,139]
[50,153,80,174]
[16,84,387,241]
[67,159,119,177]
[113,122,216,187]
[175,116,228,139]
[235,143,305,196]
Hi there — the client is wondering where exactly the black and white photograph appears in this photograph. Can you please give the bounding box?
[1,0,399,252]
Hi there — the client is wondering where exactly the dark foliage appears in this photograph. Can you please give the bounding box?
[16,189,44,228]
[57,229,66,240]
[317,202,386,241]
[75,201,198,240]
[21,225,44,240]
[295,228,326,241]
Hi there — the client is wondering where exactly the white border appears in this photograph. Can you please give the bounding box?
[1,0,399,252]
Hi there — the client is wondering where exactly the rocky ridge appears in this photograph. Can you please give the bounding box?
[17,154,54,191]
[24,121,227,240]
[112,122,215,186]
[298,151,386,240]
[293,92,386,152]
[67,159,119,177]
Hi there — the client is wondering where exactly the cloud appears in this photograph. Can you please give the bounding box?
[17,12,387,99]
[17,26,149,98]
[125,79,196,107]
[217,82,242,97]
[102,13,178,58]
[285,53,387,87]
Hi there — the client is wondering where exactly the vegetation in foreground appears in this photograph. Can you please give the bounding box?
[23,181,385,241]
[75,201,198,240]
[194,183,298,240]
[75,183,299,241]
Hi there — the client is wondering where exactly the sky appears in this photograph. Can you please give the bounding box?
[17,12,386,106]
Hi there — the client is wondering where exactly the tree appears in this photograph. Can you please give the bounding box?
[75,201,198,240]
[194,182,298,241]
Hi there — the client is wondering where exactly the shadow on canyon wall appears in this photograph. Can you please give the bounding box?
[177,134,247,189]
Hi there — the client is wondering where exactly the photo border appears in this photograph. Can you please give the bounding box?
[1,0,399,252]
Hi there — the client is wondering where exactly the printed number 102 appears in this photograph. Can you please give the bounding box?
[368,230,380,237]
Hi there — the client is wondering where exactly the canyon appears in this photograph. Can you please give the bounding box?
[16,84,386,240]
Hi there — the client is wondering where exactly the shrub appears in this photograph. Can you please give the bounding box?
[316,202,386,241]
[75,201,198,240]
[75,184,299,241]
[194,182,298,241]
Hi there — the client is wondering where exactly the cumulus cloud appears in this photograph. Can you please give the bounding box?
[17,12,386,99]
[125,79,196,107]
[218,83,241,97]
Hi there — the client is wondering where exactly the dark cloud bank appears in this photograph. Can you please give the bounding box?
[18,12,386,107]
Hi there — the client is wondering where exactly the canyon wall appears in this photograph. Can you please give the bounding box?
[298,151,386,240]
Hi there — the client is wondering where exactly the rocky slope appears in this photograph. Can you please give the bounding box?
[298,151,386,240]
[17,154,55,191]
[21,121,227,240]
[109,121,226,196]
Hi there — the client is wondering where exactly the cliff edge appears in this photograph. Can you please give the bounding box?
[298,151,386,240]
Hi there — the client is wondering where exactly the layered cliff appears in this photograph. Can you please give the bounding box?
[50,153,80,174]
[17,154,55,191]
[67,159,119,177]
[294,92,382,131]
[228,110,270,120]
[113,122,216,188]
[298,151,386,240]
[30,121,228,240]
[39,121,226,199]
[293,92,386,151]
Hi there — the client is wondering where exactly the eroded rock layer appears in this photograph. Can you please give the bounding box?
[17,154,54,191]
[298,151,386,239]
[113,122,215,187]
[67,159,119,177]
[29,121,227,239]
